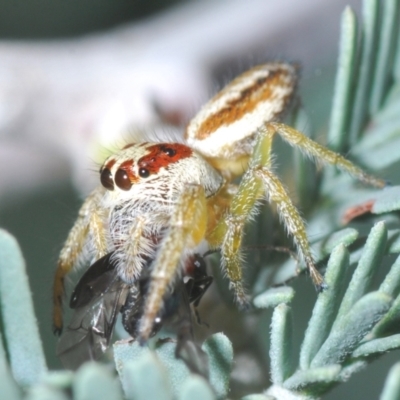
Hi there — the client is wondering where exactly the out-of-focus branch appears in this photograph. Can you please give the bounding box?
[0,0,360,199]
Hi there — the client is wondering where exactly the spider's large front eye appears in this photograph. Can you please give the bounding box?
[100,168,114,190]
[115,169,132,191]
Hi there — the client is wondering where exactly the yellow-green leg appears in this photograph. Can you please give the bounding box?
[208,118,385,304]
[208,170,264,307]
[139,184,208,342]
[270,122,386,188]
[256,166,324,288]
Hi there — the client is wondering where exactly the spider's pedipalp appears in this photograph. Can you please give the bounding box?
[113,216,147,283]
[139,184,208,342]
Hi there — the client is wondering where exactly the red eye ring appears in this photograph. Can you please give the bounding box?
[115,169,132,191]
[100,168,114,191]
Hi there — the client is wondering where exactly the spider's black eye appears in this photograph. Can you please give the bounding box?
[115,169,132,191]
[163,147,176,157]
[139,168,150,178]
[100,168,114,190]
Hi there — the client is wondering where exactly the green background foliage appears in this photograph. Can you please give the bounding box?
[1,0,400,399]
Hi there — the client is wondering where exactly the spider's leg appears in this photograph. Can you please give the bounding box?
[269,122,386,188]
[206,127,279,306]
[53,188,107,334]
[208,127,330,304]
[255,166,323,288]
[115,216,147,283]
[208,168,265,308]
[139,185,208,342]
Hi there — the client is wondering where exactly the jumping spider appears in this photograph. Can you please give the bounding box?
[53,62,385,344]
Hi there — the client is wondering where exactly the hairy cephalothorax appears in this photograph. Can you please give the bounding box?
[53,62,385,344]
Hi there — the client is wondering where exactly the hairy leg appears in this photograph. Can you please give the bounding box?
[139,185,208,342]
[269,122,386,188]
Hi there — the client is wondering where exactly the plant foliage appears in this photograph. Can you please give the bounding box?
[1,0,400,399]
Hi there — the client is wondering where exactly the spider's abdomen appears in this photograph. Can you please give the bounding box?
[185,63,297,160]
[185,63,297,179]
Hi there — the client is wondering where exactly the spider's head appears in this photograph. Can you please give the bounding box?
[99,142,223,200]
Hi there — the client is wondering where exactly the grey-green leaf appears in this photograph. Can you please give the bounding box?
[283,365,342,392]
[0,229,47,387]
[178,376,216,400]
[328,6,358,151]
[0,342,21,400]
[120,352,174,400]
[348,0,379,143]
[311,292,392,367]
[379,254,400,297]
[334,221,387,322]
[241,395,275,400]
[300,244,349,369]
[352,334,400,358]
[25,385,69,400]
[73,362,123,400]
[321,228,359,255]
[202,333,233,400]
[270,304,295,384]
[380,362,400,400]
[114,340,187,399]
[373,186,400,214]
[369,0,400,113]
[253,287,295,309]
[371,292,400,338]
[40,371,74,391]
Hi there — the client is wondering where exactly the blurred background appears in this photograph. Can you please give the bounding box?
[1,0,398,398]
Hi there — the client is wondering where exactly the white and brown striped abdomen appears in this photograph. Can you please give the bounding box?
[185,63,297,161]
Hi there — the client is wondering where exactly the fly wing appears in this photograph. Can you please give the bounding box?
[69,252,116,309]
[164,278,209,377]
[56,253,130,370]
